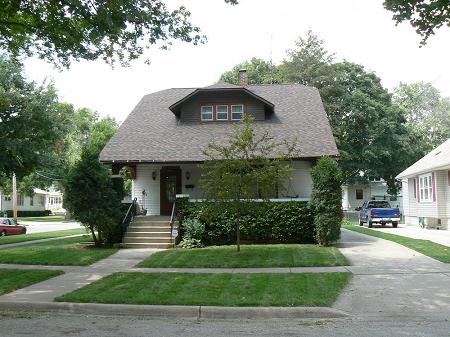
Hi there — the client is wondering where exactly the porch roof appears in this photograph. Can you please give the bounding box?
[100,83,338,163]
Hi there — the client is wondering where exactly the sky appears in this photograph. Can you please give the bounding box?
[23,0,450,123]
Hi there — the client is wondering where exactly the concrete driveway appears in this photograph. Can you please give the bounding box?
[367,223,450,247]
[334,229,450,320]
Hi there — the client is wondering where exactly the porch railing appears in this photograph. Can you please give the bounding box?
[170,198,178,242]
[122,197,137,235]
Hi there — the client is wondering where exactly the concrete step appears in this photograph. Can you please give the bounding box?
[127,225,170,232]
[130,221,171,226]
[122,242,173,249]
[125,231,171,238]
[123,237,173,244]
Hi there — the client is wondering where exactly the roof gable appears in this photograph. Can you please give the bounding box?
[396,138,450,178]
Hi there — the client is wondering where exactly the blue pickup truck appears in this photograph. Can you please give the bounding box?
[358,200,401,228]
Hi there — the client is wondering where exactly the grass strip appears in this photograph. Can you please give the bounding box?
[17,215,66,222]
[138,244,350,268]
[343,224,450,263]
[0,228,86,246]
[56,272,351,307]
[0,269,64,295]
[0,236,118,266]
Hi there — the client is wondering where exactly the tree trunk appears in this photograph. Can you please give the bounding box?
[236,199,241,252]
[89,225,98,245]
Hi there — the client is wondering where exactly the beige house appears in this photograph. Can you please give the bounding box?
[0,188,63,214]
[397,139,450,229]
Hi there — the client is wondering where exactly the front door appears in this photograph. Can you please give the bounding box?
[160,166,182,216]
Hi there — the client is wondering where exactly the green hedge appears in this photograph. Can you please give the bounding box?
[178,200,315,245]
[4,210,52,217]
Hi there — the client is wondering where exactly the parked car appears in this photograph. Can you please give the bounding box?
[0,218,27,236]
[357,201,401,228]
[51,208,67,216]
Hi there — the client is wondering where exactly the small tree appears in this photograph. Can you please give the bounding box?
[200,113,297,251]
[310,156,343,246]
[65,151,122,246]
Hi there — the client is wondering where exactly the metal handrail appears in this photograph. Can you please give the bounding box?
[122,197,137,234]
[169,198,177,235]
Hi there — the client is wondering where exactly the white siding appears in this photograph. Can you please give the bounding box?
[1,193,47,212]
[403,170,449,229]
[402,179,409,216]
[133,160,314,215]
[278,161,312,199]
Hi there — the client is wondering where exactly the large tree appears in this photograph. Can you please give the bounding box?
[393,82,450,148]
[219,32,415,194]
[0,0,237,67]
[384,0,450,45]
[0,56,61,180]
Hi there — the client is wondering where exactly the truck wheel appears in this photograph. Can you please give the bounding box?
[368,221,373,228]
[392,222,398,228]
[0,230,6,237]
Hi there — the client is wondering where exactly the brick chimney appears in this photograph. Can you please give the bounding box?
[238,69,248,86]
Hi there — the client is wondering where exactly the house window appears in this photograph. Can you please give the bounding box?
[40,195,45,206]
[216,105,228,120]
[30,196,34,206]
[4,195,11,201]
[201,106,213,121]
[231,104,244,120]
[419,173,433,202]
[17,194,24,206]
[356,189,363,200]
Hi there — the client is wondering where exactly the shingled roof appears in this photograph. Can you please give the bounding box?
[100,83,338,163]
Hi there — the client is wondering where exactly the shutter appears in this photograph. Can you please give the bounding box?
[413,178,416,199]
[416,176,420,202]
[432,172,436,202]
[448,170,450,186]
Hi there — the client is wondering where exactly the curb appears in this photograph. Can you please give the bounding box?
[0,301,350,319]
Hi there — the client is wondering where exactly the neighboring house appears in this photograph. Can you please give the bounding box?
[396,139,450,229]
[100,71,338,216]
[0,188,63,214]
[342,179,403,212]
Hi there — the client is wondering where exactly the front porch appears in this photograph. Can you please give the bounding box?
[130,161,314,216]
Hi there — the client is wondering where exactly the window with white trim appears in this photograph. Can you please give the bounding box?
[17,194,24,206]
[30,196,34,206]
[216,105,228,120]
[201,106,213,121]
[231,104,244,120]
[419,173,433,202]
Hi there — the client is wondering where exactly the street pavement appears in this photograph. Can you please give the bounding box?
[21,220,83,233]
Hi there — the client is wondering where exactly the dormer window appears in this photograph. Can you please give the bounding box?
[216,105,228,120]
[201,105,213,121]
[231,104,244,120]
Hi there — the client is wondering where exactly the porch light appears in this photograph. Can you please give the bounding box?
[152,170,157,180]
[185,171,191,180]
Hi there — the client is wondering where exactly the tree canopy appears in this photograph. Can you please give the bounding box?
[0,0,237,67]
[383,0,450,45]
[218,31,420,194]
[220,58,280,85]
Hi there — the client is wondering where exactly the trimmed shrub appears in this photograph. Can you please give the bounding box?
[4,210,52,217]
[310,157,343,246]
[178,200,315,246]
[182,218,205,240]
[178,238,203,249]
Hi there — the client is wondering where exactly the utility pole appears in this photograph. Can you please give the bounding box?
[12,172,17,221]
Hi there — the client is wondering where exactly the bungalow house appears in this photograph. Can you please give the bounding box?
[100,71,338,247]
[396,139,450,229]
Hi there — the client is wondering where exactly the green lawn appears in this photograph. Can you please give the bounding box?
[0,236,118,266]
[138,244,350,268]
[56,272,351,306]
[343,224,450,263]
[0,228,86,245]
[0,268,64,295]
[17,215,66,222]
